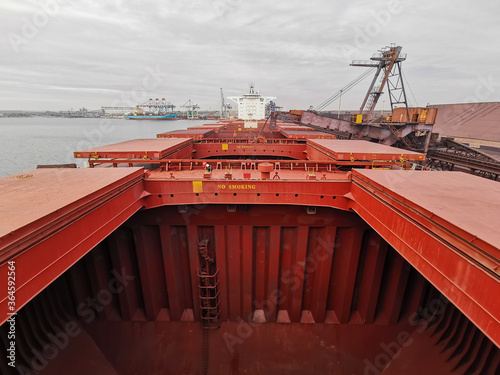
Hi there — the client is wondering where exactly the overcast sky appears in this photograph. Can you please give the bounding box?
[1,0,499,112]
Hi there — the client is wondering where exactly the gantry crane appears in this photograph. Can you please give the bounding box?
[136,98,175,115]
[181,99,200,120]
[220,88,232,119]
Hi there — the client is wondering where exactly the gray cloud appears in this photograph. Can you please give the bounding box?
[1,0,499,111]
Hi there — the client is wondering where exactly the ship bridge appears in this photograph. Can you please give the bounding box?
[1,120,499,374]
[228,85,276,128]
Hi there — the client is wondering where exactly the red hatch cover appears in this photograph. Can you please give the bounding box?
[308,139,426,161]
[157,129,214,139]
[74,138,192,159]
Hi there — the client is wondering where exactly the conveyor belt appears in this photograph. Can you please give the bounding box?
[426,138,500,180]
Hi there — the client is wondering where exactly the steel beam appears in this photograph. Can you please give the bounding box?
[143,180,351,211]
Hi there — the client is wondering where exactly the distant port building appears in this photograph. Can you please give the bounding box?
[101,106,135,118]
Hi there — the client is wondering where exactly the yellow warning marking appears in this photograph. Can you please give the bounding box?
[228,184,256,190]
[222,143,228,151]
[193,181,203,193]
[16,174,33,179]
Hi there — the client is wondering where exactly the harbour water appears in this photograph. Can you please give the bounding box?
[0,117,210,177]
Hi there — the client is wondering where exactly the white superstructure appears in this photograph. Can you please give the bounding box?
[228,85,276,127]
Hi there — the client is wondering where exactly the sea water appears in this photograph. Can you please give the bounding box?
[0,117,209,177]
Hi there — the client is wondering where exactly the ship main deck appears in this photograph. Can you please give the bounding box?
[1,119,499,374]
